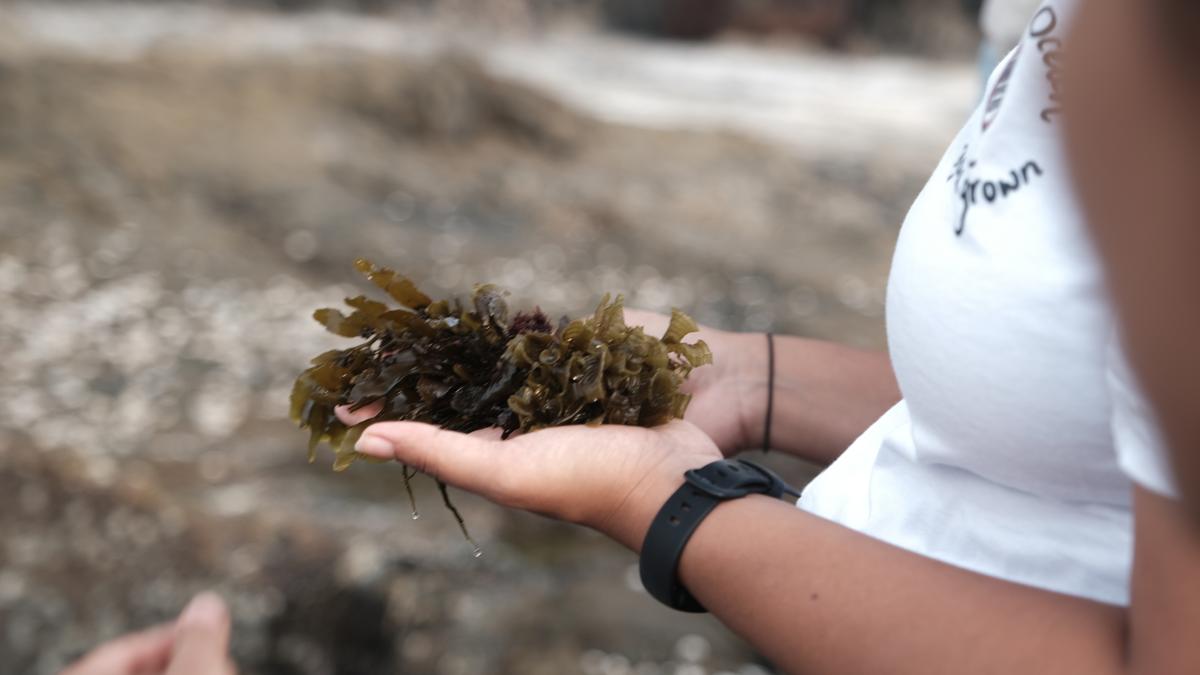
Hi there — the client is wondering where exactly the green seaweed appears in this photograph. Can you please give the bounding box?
[290,259,711,534]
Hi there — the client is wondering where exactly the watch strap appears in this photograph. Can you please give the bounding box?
[639,479,722,612]
[639,459,800,613]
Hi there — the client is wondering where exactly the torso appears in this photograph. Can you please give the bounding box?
[799,0,1139,605]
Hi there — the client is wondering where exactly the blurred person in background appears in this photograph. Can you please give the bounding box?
[65,0,1199,672]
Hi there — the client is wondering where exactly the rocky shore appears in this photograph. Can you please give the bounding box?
[0,4,970,672]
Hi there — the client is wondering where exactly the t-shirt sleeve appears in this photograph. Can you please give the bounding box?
[1107,336,1179,498]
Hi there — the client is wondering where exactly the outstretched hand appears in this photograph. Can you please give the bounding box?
[338,410,722,550]
[333,309,762,547]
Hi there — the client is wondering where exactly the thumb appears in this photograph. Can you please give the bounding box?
[355,421,507,497]
[167,592,232,675]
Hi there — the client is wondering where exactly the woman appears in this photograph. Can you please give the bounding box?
[341,1,1197,670]
[67,0,1199,672]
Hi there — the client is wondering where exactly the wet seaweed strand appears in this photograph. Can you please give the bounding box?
[290,259,713,538]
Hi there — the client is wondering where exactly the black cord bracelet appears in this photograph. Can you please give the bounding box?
[763,332,774,453]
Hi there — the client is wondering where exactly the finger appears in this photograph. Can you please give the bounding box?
[62,624,175,675]
[355,421,507,497]
[166,592,231,675]
[335,401,383,426]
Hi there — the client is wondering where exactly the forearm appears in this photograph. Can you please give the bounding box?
[624,310,899,464]
[740,334,900,465]
[601,468,1126,674]
[679,497,1126,675]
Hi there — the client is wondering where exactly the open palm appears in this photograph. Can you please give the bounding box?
[346,418,722,549]
[333,308,761,543]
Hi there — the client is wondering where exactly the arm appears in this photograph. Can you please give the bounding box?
[1062,0,1200,520]
[353,421,1200,675]
[759,335,899,465]
[672,487,1198,675]
[622,310,900,465]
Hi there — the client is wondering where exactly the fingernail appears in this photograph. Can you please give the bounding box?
[180,592,226,626]
[355,434,393,458]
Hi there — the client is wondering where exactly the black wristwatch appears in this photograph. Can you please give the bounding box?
[639,458,802,613]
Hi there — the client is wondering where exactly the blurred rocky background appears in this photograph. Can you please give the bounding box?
[0,1,977,673]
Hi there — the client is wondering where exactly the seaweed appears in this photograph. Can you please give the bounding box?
[290,259,712,537]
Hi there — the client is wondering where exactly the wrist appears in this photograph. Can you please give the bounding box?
[584,437,720,552]
[638,458,803,612]
[592,463,688,552]
[726,330,771,452]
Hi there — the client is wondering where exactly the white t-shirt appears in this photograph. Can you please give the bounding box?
[798,0,1178,606]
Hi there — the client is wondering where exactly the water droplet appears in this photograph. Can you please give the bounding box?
[472,547,483,558]
[411,511,420,520]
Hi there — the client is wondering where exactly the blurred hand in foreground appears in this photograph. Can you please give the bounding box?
[61,592,235,675]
